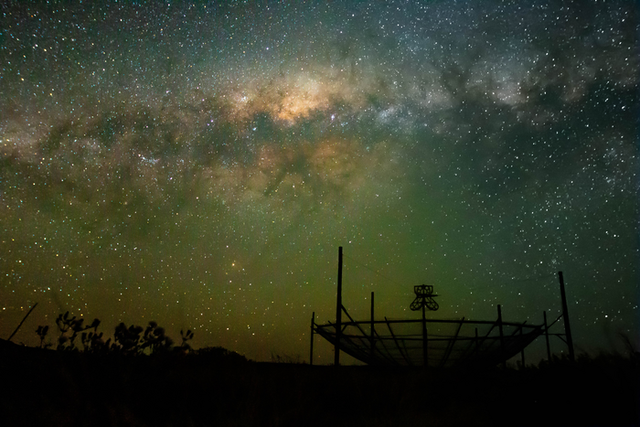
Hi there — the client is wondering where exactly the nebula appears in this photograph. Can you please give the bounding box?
[1,1,637,362]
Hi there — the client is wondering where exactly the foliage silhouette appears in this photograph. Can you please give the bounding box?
[35,325,51,349]
[37,314,188,356]
[179,328,194,351]
[53,311,100,351]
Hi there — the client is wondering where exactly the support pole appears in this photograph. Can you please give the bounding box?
[310,312,315,366]
[370,292,375,361]
[543,311,551,362]
[422,304,428,368]
[497,304,505,368]
[334,246,343,366]
[558,271,575,362]
[520,328,525,368]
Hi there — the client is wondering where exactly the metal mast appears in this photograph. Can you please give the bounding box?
[410,285,439,367]
[334,246,343,365]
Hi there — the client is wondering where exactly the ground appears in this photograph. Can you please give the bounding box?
[1,341,638,427]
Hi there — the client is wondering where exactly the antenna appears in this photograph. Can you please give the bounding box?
[410,285,439,312]
[410,285,438,367]
[335,246,343,366]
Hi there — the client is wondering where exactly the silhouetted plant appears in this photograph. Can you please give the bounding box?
[79,319,107,353]
[107,321,178,355]
[113,322,145,355]
[179,329,194,351]
[54,311,100,351]
[35,325,51,349]
[36,313,194,356]
[140,321,174,354]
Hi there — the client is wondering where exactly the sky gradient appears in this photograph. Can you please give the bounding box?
[1,1,638,363]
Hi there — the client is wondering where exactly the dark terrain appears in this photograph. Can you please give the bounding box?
[1,340,638,427]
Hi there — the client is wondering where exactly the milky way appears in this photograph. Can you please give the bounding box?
[1,1,638,362]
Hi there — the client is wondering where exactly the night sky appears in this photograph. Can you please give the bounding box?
[1,1,638,363]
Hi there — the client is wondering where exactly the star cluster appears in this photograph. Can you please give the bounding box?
[1,1,638,362]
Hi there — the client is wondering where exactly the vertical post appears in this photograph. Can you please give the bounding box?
[543,311,551,362]
[520,328,525,368]
[422,304,428,368]
[558,271,575,362]
[497,304,505,368]
[335,246,343,366]
[8,302,38,342]
[370,291,375,361]
[310,312,315,366]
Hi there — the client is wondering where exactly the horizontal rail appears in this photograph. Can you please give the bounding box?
[315,318,543,329]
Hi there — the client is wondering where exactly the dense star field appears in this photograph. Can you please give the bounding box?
[1,1,638,363]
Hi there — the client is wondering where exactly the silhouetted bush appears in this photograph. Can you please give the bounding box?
[52,311,101,351]
[35,325,51,349]
[37,314,189,356]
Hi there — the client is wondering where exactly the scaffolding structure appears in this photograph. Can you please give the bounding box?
[310,247,574,368]
[314,308,544,368]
